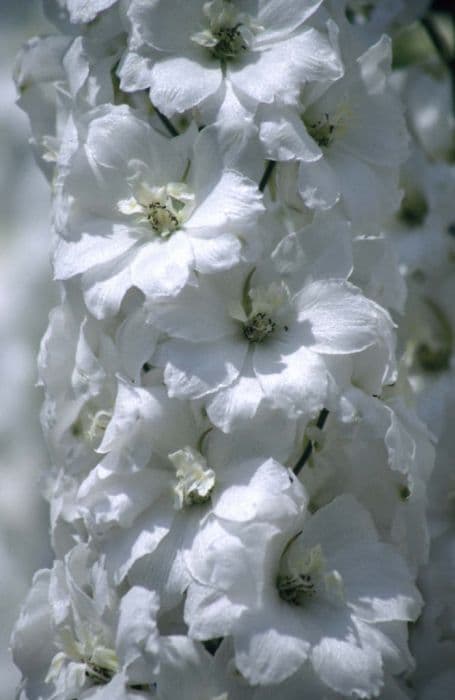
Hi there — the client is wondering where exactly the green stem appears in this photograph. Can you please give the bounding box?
[421,14,455,117]
[293,409,329,476]
[154,107,179,137]
[259,160,276,192]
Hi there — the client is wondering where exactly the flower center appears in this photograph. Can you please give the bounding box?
[243,312,276,343]
[303,96,352,150]
[305,113,337,148]
[47,640,119,690]
[168,446,216,509]
[276,539,344,607]
[145,201,179,234]
[211,24,247,60]
[85,661,116,685]
[191,0,259,62]
[277,541,323,605]
[118,182,194,239]
[71,403,112,447]
[277,571,316,605]
[230,279,291,345]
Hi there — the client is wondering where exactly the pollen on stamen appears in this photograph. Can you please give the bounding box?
[211,24,247,60]
[243,312,276,343]
[169,446,216,510]
[305,113,336,148]
[276,572,316,605]
[191,1,259,63]
[145,202,180,237]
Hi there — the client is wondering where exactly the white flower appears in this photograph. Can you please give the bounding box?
[11,1,440,696]
[394,64,454,162]
[11,544,160,699]
[300,385,435,571]
[53,104,264,318]
[156,636,233,700]
[149,235,395,429]
[185,494,422,692]
[119,0,341,118]
[262,33,408,230]
[37,300,120,476]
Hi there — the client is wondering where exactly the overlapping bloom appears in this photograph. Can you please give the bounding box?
[10,0,447,698]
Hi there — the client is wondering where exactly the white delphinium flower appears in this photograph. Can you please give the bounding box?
[12,543,160,699]
[77,377,301,607]
[185,493,421,693]
[11,0,440,696]
[408,525,455,700]
[261,31,408,230]
[14,5,127,180]
[75,381,205,590]
[148,223,395,430]
[14,33,72,178]
[389,156,455,381]
[331,0,431,45]
[393,62,454,162]
[119,0,342,119]
[37,298,121,477]
[391,153,455,279]
[53,104,264,318]
[299,383,435,571]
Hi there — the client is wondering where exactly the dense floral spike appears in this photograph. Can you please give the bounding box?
[12,0,452,697]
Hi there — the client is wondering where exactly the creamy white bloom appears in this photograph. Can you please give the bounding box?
[11,0,441,696]
[300,384,435,571]
[119,0,342,118]
[185,494,422,692]
[53,104,264,317]
[262,33,408,230]
[149,232,395,429]
[11,544,160,699]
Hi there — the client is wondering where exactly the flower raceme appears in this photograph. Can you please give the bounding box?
[11,1,441,698]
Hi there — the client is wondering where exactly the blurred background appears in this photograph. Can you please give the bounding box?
[0,2,55,695]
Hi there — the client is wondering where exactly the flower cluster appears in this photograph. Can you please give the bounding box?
[11,1,454,698]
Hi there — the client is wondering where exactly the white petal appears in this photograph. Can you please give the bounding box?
[156,336,247,399]
[131,234,193,299]
[53,226,136,280]
[149,53,222,116]
[231,30,341,107]
[207,368,264,432]
[147,278,235,342]
[187,170,264,234]
[259,103,322,162]
[257,0,324,42]
[116,586,160,678]
[66,0,117,23]
[116,308,159,383]
[311,636,383,698]
[81,254,134,319]
[337,543,423,623]
[295,279,392,355]
[254,342,329,419]
[128,0,203,53]
[191,233,243,273]
[235,607,310,684]
[298,156,340,210]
